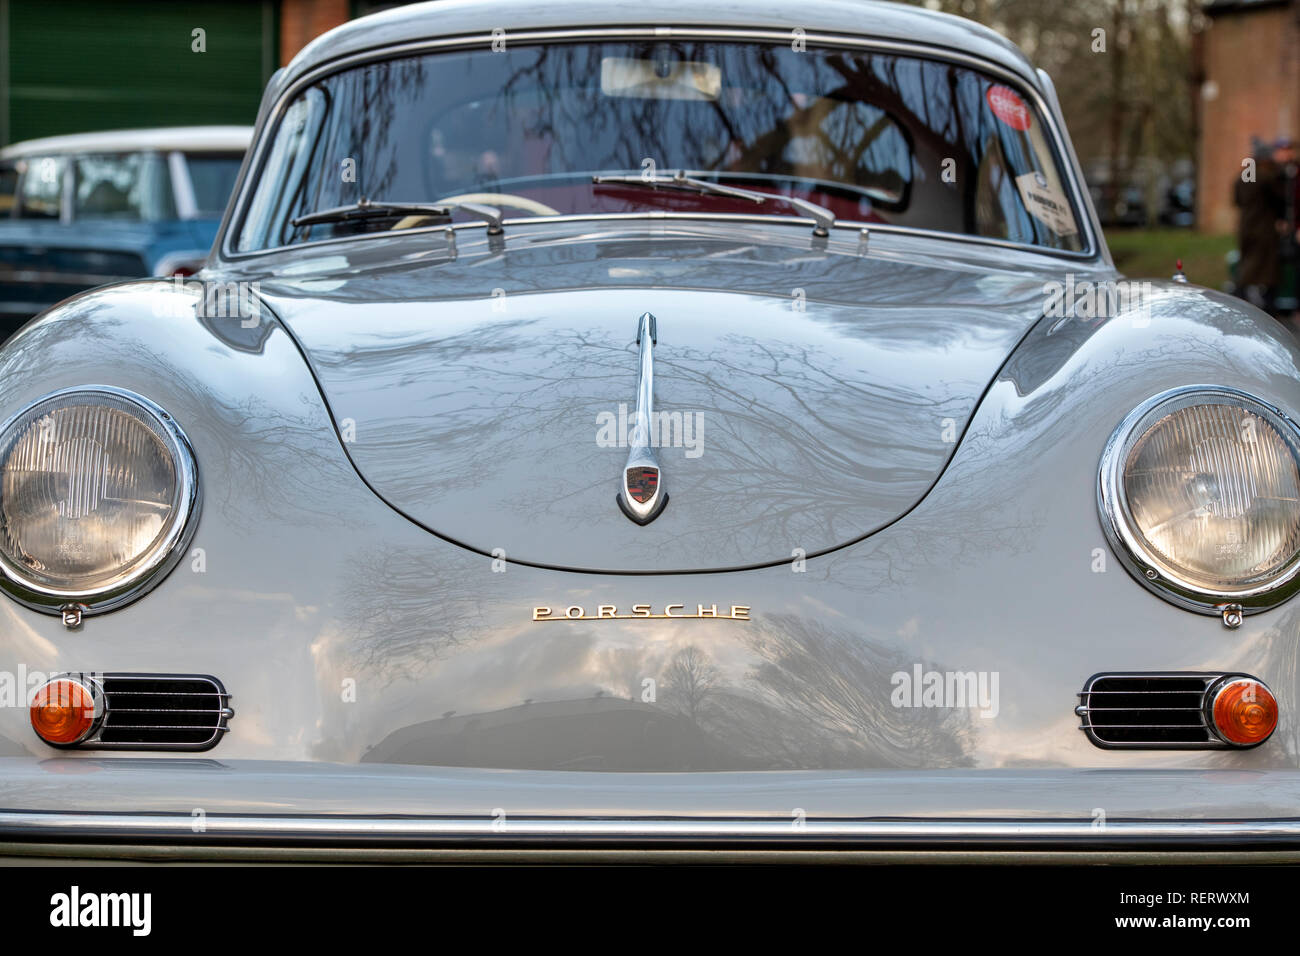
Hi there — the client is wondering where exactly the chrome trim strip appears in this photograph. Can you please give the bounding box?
[226,210,1098,266]
[2,811,1299,847]
[0,385,202,618]
[1097,384,1300,616]
[10,844,1300,864]
[618,311,668,524]
[219,26,1098,262]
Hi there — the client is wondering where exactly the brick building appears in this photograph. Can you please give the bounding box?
[279,0,355,67]
[1197,0,1300,233]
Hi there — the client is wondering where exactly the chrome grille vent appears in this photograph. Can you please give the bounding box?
[67,673,232,751]
[1077,673,1226,749]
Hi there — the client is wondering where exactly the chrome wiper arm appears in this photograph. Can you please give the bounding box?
[592,169,835,237]
[291,198,504,235]
[763,191,836,238]
[291,199,451,229]
[593,169,766,204]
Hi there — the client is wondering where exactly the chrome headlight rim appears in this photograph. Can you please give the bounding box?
[1099,384,1300,616]
[0,385,200,617]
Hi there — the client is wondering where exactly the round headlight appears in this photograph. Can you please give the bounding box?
[1099,386,1300,614]
[0,386,199,615]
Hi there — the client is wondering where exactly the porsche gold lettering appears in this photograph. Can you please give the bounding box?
[532,603,751,621]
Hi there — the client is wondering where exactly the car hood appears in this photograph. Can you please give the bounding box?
[253,227,1067,572]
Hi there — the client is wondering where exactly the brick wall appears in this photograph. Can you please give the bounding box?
[1197,0,1300,234]
[279,0,352,67]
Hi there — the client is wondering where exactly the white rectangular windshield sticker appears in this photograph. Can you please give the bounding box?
[1014,171,1078,236]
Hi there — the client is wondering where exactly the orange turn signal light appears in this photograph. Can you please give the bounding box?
[1210,678,1278,746]
[30,678,99,746]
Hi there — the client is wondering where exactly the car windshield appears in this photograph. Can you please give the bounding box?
[235,39,1086,253]
[73,152,174,221]
[15,151,174,221]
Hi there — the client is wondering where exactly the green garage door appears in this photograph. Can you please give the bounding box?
[0,0,277,146]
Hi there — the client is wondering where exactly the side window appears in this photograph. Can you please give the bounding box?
[237,89,327,251]
[17,156,66,219]
[184,154,244,217]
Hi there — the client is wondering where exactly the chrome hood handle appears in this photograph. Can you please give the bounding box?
[618,312,668,524]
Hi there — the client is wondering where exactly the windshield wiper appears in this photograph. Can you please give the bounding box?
[592,169,835,237]
[291,197,505,235]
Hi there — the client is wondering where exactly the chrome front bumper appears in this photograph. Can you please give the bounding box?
[2,758,1298,862]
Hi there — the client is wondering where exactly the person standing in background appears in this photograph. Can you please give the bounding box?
[1234,138,1281,313]
[1273,138,1299,320]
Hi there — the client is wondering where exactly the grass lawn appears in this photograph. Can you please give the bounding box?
[1104,228,1234,289]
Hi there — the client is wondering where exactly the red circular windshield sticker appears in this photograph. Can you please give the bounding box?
[986,85,1032,131]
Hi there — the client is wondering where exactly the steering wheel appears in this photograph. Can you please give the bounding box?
[435,192,561,217]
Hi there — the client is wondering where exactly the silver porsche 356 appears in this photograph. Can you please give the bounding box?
[1,0,1297,861]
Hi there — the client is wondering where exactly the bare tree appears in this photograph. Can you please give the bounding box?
[665,646,721,723]
[904,0,1197,219]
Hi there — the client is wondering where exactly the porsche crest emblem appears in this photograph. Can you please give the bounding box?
[624,465,659,504]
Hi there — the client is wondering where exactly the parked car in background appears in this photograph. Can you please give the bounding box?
[1158,172,1196,228]
[1084,158,1196,229]
[0,126,251,341]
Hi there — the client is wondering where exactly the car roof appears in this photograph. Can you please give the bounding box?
[281,0,1040,90]
[0,126,253,160]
